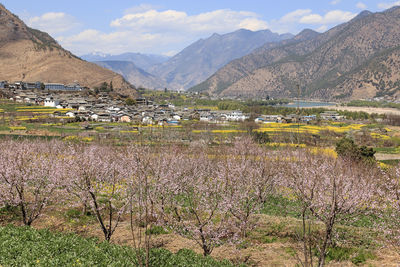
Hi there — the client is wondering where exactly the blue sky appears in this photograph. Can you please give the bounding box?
[1,0,397,56]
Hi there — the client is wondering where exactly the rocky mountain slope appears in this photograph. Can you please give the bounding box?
[81,52,169,71]
[0,4,135,95]
[94,61,167,90]
[191,8,400,100]
[150,29,293,90]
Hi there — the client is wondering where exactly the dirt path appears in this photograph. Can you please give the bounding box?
[375,153,400,161]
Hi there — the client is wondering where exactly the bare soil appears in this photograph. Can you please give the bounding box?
[18,210,399,267]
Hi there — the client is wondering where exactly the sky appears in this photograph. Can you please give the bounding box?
[1,0,397,56]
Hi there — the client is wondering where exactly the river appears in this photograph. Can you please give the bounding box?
[282,101,337,108]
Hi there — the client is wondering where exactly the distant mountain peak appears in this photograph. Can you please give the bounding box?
[294,29,320,41]
[151,28,294,90]
[90,51,109,57]
[351,10,373,21]
[298,29,319,35]
[358,10,373,16]
[94,60,167,90]
[81,52,169,71]
[234,28,252,33]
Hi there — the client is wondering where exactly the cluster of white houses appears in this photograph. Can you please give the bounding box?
[254,111,344,124]
[2,85,345,125]
[6,89,250,125]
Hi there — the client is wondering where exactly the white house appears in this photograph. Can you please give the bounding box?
[44,97,60,107]
[107,106,121,112]
[172,114,181,121]
[90,114,99,121]
[255,115,282,124]
[200,113,214,122]
[225,111,248,122]
[66,111,76,118]
[142,116,153,125]
[320,111,344,121]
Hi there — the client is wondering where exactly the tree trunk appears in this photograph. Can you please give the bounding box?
[318,221,334,267]
[302,208,310,267]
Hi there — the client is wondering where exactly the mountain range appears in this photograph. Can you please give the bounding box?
[0,4,135,95]
[84,29,293,91]
[81,52,169,72]
[93,61,167,90]
[190,8,400,100]
[149,29,293,90]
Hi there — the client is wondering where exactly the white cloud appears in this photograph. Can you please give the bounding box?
[27,12,80,35]
[124,4,161,14]
[57,8,270,55]
[378,1,400,9]
[299,10,356,24]
[330,0,341,5]
[279,9,312,23]
[268,9,357,34]
[356,2,368,9]
[300,14,323,24]
[111,9,268,34]
[57,29,179,55]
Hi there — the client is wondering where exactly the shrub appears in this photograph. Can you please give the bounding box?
[335,137,375,163]
[251,131,270,144]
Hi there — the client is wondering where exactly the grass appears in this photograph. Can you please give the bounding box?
[379,159,400,166]
[63,208,97,227]
[0,225,243,267]
[374,147,400,154]
[314,247,376,265]
[261,195,302,219]
[259,195,380,247]
[145,225,170,235]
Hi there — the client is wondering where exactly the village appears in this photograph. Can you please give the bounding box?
[0,80,345,126]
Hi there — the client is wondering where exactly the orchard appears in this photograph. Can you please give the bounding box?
[0,137,398,266]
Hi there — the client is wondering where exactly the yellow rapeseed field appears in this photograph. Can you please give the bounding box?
[265,143,307,148]
[192,129,246,134]
[63,136,93,142]
[120,130,139,133]
[370,132,391,140]
[309,147,338,158]
[257,123,366,135]
[9,126,27,131]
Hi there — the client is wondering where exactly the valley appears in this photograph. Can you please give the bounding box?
[2,2,400,266]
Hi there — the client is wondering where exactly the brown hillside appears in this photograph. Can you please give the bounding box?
[0,4,135,95]
[191,8,400,100]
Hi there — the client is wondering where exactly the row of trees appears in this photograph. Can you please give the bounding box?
[0,138,398,266]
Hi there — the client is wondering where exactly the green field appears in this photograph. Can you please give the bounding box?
[0,225,241,267]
